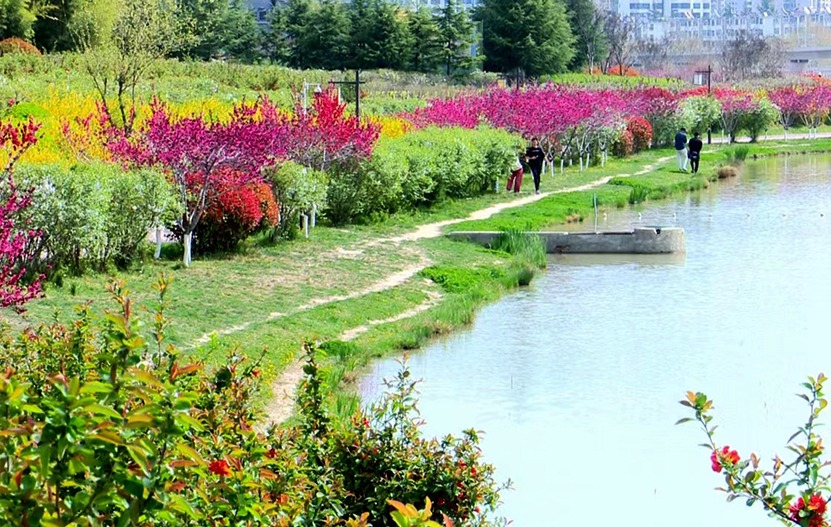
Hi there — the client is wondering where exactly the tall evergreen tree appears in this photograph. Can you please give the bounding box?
[434,0,477,76]
[174,0,261,61]
[476,0,576,77]
[0,0,37,41]
[348,0,410,70]
[406,7,442,72]
[33,0,78,51]
[564,0,607,72]
[298,0,350,70]
[264,4,291,64]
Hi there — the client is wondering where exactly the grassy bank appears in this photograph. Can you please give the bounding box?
[8,136,831,420]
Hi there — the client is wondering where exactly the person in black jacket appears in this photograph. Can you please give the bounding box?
[525,137,545,194]
[687,132,703,174]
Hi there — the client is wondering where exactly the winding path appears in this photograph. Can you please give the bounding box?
[258,155,674,426]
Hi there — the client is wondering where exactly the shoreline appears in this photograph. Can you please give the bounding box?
[11,138,831,424]
[269,140,831,423]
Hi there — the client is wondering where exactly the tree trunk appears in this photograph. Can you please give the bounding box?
[154,226,162,259]
[183,231,193,267]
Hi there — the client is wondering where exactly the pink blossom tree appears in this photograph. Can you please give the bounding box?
[768,85,803,140]
[0,117,43,310]
[714,88,756,143]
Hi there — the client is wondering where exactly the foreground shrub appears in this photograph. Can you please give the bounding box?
[300,351,508,527]
[0,279,507,526]
[679,374,831,527]
[17,163,179,273]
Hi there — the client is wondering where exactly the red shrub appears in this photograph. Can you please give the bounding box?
[194,174,277,253]
[0,38,41,56]
[626,116,653,152]
[612,129,635,157]
[251,182,279,230]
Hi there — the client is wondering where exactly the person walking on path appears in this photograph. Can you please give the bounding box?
[525,137,545,194]
[506,152,524,193]
[687,132,703,174]
[675,127,688,172]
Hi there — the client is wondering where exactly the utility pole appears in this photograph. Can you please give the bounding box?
[695,64,713,144]
[330,69,366,121]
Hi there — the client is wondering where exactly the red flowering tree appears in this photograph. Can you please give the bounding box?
[106,99,277,266]
[0,117,43,310]
[680,374,831,527]
[796,85,831,139]
[279,89,380,172]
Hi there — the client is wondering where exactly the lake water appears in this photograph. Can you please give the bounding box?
[360,154,831,527]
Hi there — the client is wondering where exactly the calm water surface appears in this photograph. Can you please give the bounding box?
[360,154,831,527]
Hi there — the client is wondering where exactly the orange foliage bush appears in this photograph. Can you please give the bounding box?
[0,38,41,56]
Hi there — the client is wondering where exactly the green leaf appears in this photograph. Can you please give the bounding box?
[80,382,114,395]
[168,494,199,520]
[175,444,207,467]
[83,404,123,420]
[173,413,204,432]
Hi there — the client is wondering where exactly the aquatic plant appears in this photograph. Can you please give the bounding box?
[491,228,546,269]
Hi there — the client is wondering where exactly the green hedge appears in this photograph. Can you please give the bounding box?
[326,126,519,224]
[17,162,179,274]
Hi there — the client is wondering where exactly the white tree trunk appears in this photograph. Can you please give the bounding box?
[154,226,162,259]
[183,232,193,267]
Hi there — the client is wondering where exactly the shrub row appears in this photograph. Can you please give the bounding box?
[0,282,506,526]
[17,163,179,273]
[326,126,518,224]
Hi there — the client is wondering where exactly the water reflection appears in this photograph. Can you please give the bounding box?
[361,154,831,527]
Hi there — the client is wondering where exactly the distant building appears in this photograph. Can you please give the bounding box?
[637,10,831,46]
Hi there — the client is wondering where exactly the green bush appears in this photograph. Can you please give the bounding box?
[0,280,507,527]
[326,127,517,224]
[17,163,179,273]
[680,96,722,137]
[739,98,779,142]
[267,161,329,240]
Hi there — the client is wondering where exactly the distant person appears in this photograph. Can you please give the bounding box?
[675,127,688,172]
[688,132,703,173]
[525,137,545,194]
[507,152,524,193]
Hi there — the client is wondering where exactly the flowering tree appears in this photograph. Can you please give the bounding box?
[769,86,804,140]
[714,88,757,143]
[680,374,831,527]
[0,116,43,310]
[279,89,380,172]
[106,99,277,266]
[796,85,831,139]
[104,92,378,266]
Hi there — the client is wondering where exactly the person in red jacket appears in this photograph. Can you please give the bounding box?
[506,152,524,193]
